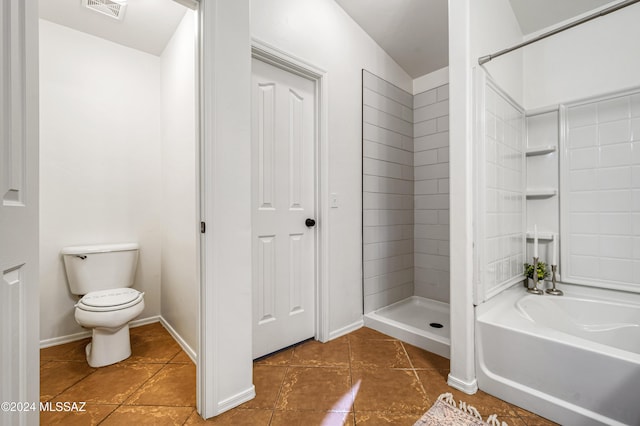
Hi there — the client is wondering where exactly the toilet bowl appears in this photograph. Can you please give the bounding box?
[61,243,144,367]
[74,288,145,367]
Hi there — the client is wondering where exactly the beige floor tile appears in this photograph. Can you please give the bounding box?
[185,408,273,425]
[271,410,355,425]
[254,347,294,366]
[39,402,117,426]
[290,336,350,367]
[54,363,163,404]
[352,368,429,413]
[40,361,96,402]
[350,338,411,369]
[347,327,396,341]
[276,366,353,412]
[414,368,451,398]
[40,338,91,362]
[40,324,535,425]
[168,350,194,364]
[240,365,287,410]
[125,363,196,407]
[125,324,182,363]
[402,343,449,370]
[354,410,425,425]
[100,405,193,425]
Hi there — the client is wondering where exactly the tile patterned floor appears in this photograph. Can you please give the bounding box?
[40,323,557,425]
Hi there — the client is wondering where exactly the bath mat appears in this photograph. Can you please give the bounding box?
[414,393,507,426]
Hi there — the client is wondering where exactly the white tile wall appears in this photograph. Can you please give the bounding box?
[414,84,450,303]
[562,90,640,290]
[481,84,525,297]
[363,72,451,310]
[363,71,415,313]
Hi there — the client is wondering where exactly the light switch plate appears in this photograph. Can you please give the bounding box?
[330,193,338,208]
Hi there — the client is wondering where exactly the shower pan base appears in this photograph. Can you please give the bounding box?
[364,296,450,359]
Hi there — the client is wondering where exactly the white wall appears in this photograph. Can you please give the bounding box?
[471,0,523,105]
[159,10,198,354]
[39,20,162,341]
[198,0,254,416]
[524,3,640,109]
[251,0,413,335]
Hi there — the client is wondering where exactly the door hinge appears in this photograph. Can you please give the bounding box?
[200,221,206,234]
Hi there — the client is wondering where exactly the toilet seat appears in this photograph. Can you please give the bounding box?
[76,288,144,312]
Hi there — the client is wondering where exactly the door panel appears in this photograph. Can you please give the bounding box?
[251,58,316,359]
[0,0,39,425]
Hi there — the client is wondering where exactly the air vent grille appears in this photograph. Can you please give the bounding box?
[83,0,128,20]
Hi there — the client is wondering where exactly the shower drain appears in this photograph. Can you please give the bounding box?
[429,322,444,329]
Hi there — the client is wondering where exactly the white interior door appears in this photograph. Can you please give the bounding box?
[251,57,316,359]
[1,0,39,425]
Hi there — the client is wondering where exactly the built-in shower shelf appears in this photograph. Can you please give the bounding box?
[526,145,556,156]
[526,231,554,240]
[526,188,557,199]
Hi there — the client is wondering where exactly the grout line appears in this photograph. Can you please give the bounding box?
[42,360,98,403]
[181,408,197,425]
[400,341,431,406]
[267,348,294,425]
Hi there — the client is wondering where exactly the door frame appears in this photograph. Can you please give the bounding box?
[251,39,330,344]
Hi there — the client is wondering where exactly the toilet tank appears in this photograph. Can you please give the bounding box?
[61,243,139,295]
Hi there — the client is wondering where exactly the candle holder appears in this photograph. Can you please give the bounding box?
[527,257,544,295]
[546,265,563,296]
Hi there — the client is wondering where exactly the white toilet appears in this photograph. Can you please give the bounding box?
[61,243,145,367]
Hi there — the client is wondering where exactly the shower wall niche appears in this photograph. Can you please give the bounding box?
[362,70,451,313]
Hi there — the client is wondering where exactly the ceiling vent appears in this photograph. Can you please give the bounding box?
[82,0,128,21]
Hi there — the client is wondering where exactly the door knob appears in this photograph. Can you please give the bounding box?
[305,218,316,227]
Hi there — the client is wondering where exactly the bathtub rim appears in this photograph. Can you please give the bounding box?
[477,284,640,363]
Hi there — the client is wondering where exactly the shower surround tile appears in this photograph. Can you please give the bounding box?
[563,89,640,291]
[363,72,415,313]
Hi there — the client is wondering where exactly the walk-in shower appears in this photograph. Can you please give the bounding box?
[361,70,450,357]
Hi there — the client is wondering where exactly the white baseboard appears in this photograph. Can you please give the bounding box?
[39,315,196,364]
[159,316,196,363]
[131,315,162,328]
[215,386,256,416]
[40,330,91,349]
[327,318,364,341]
[39,315,161,349]
[447,373,478,395]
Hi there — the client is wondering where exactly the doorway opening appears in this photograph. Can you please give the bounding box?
[38,0,200,419]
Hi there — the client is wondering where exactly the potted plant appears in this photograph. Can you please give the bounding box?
[523,261,549,287]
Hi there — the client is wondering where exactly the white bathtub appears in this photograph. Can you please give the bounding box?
[476,284,640,426]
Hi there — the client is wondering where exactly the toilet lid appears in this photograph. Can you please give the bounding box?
[77,288,144,312]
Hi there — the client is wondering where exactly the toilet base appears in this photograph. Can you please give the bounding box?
[85,325,132,367]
